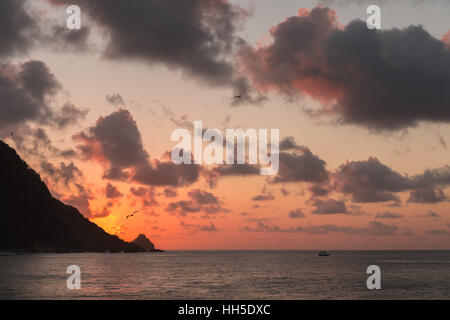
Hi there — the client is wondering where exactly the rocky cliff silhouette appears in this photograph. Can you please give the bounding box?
[0,140,146,253]
[131,234,164,252]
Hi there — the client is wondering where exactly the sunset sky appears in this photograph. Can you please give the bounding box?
[1,0,450,250]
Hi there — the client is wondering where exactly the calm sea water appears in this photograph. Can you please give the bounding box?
[0,251,449,299]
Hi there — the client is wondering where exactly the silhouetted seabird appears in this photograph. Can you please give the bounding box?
[126,210,139,219]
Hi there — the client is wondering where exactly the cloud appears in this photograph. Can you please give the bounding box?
[309,184,330,197]
[422,211,441,219]
[37,158,97,219]
[280,187,291,196]
[180,221,219,233]
[106,93,125,106]
[333,157,450,203]
[47,0,262,102]
[241,218,398,235]
[0,0,92,56]
[213,164,260,177]
[133,159,201,187]
[279,136,302,151]
[208,138,327,187]
[251,193,275,201]
[311,198,347,214]
[438,133,447,149]
[271,147,329,184]
[5,126,54,159]
[164,188,177,198]
[40,161,82,186]
[0,0,36,57]
[63,184,94,217]
[75,109,149,179]
[288,209,305,219]
[239,6,450,130]
[130,186,159,207]
[424,229,450,236]
[0,60,87,129]
[366,220,398,235]
[251,185,275,201]
[407,188,447,203]
[45,25,91,52]
[375,211,404,219]
[105,183,123,199]
[51,102,89,129]
[167,189,227,216]
[75,109,200,186]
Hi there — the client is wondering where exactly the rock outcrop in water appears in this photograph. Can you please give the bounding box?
[131,234,164,252]
[0,140,149,253]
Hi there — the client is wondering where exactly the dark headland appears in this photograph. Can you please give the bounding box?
[0,140,163,253]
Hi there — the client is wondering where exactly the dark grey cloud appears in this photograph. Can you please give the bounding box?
[271,148,329,184]
[130,186,159,207]
[309,184,330,197]
[438,133,447,149]
[164,188,178,198]
[0,60,57,125]
[167,189,227,216]
[240,6,450,130]
[251,185,275,201]
[334,157,450,203]
[0,0,91,56]
[207,140,329,188]
[75,109,149,179]
[106,93,125,106]
[375,211,404,219]
[317,0,440,7]
[51,102,89,129]
[311,198,347,215]
[47,0,262,103]
[241,218,398,236]
[279,136,302,151]
[251,193,275,201]
[424,229,450,236]
[407,188,447,203]
[333,157,408,203]
[40,160,82,186]
[0,60,87,129]
[0,0,36,57]
[288,209,305,219]
[105,183,123,199]
[366,220,398,235]
[180,221,219,233]
[4,126,52,159]
[133,160,201,187]
[91,206,112,219]
[63,184,94,217]
[37,159,96,218]
[47,26,90,52]
[280,187,291,196]
[213,164,260,177]
[75,109,202,186]
[422,211,441,219]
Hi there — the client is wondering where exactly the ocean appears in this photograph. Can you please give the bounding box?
[0,251,449,299]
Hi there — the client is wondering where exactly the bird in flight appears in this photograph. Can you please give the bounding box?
[126,210,139,219]
[233,95,241,99]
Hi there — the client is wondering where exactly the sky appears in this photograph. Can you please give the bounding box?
[1,0,450,249]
